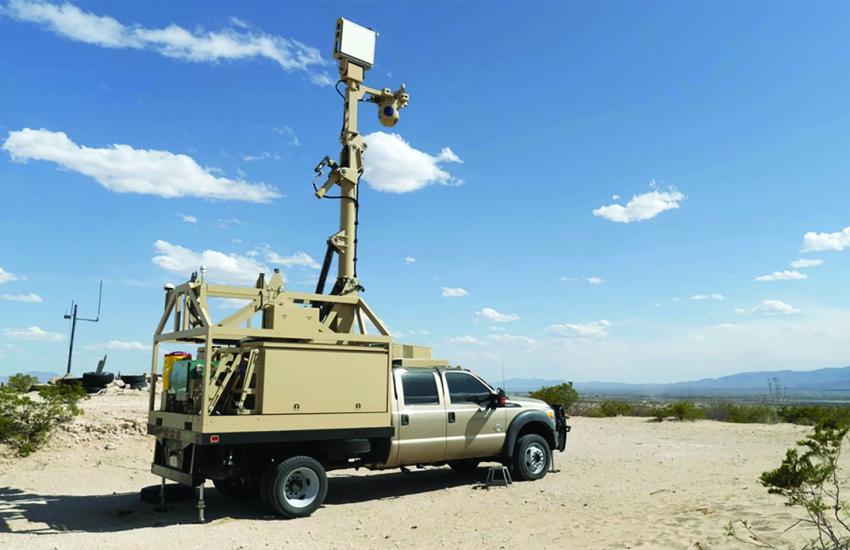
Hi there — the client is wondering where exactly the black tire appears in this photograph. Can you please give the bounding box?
[259,461,277,507]
[82,371,114,391]
[119,374,147,389]
[512,434,551,481]
[448,459,480,472]
[267,456,328,518]
[140,483,195,504]
[213,475,259,499]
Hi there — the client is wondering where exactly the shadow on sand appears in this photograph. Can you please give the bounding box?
[0,468,481,535]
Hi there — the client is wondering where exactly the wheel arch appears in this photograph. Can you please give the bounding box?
[501,410,556,461]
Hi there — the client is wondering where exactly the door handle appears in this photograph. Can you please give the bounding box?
[401,414,410,426]
[448,412,456,423]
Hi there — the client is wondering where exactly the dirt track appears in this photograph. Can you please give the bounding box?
[0,393,818,549]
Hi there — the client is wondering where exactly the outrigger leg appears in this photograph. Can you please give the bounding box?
[196,483,205,523]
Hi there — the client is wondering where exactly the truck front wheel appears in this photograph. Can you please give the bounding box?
[267,456,328,518]
[512,434,550,481]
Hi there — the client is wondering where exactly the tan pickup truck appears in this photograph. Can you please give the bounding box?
[191,361,570,518]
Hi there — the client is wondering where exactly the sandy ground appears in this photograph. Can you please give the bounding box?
[0,393,823,549]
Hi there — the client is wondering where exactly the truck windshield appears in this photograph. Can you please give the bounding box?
[444,372,491,404]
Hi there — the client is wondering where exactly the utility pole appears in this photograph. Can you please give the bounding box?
[64,281,102,375]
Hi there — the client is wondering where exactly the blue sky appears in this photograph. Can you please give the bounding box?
[3,1,850,384]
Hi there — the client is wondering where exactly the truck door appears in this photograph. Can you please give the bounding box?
[442,371,506,459]
[395,369,447,465]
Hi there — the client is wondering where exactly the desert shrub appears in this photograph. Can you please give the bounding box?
[656,400,704,421]
[598,400,633,417]
[778,405,850,428]
[729,419,850,547]
[0,382,87,456]
[5,373,38,393]
[704,402,778,424]
[529,382,579,410]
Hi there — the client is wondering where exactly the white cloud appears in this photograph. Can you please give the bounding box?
[441,287,468,298]
[802,226,850,252]
[228,16,249,29]
[737,300,801,315]
[0,267,25,284]
[151,240,269,284]
[98,340,150,351]
[447,335,487,346]
[547,319,611,339]
[178,213,197,224]
[790,258,823,269]
[271,125,301,146]
[691,293,724,301]
[488,333,537,346]
[266,250,320,269]
[560,276,604,285]
[0,293,43,303]
[3,128,280,202]
[4,326,64,341]
[361,132,462,193]
[592,182,685,223]
[404,256,416,265]
[755,270,807,282]
[475,308,519,323]
[212,298,254,309]
[242,151,280,162]
[4,0,328,83]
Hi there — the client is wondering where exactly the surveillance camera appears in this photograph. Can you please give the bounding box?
[376,86,408,128]
[378,98,400,127]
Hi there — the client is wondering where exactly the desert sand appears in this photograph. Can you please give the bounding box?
[0,392,821,549]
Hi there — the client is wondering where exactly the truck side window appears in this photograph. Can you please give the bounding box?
[401,371,440,405]
[444,372,491,404]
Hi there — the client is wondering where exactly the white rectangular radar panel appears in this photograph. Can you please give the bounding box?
[334,18,377,69]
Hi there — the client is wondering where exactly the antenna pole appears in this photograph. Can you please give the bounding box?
[63,281,103,375]
[65,303,78,376]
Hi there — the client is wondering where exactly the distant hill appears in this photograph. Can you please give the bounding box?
[0,371,61,384]
[508,366,850,398]
[503,378,567,393]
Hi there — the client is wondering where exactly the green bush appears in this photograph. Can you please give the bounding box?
[704,402,778,424]
[0,382,87,456]
[778,405,850,427]
[529,382,579,410]
[656,400,704,421]
[598,400,632,417]
[5,373,38,393]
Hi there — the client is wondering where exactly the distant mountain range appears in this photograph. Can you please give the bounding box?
[506,366,850,398]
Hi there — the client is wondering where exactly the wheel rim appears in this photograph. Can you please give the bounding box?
[281,467,320,509]
[524,443,547,475]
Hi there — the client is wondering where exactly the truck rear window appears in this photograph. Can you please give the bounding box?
[401,371,440,405]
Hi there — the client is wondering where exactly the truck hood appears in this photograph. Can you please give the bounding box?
[507,396,550,409]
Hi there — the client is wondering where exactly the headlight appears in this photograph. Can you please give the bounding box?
[546,408,555,419]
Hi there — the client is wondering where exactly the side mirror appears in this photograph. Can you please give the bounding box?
[490,388,508,408]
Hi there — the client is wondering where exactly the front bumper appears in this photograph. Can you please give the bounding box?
[552,404,571,452]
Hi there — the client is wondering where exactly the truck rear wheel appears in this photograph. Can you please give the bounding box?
[512,434,550,481]
[267,456,328,518]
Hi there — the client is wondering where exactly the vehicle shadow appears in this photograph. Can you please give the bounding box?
[0,468,483,534]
